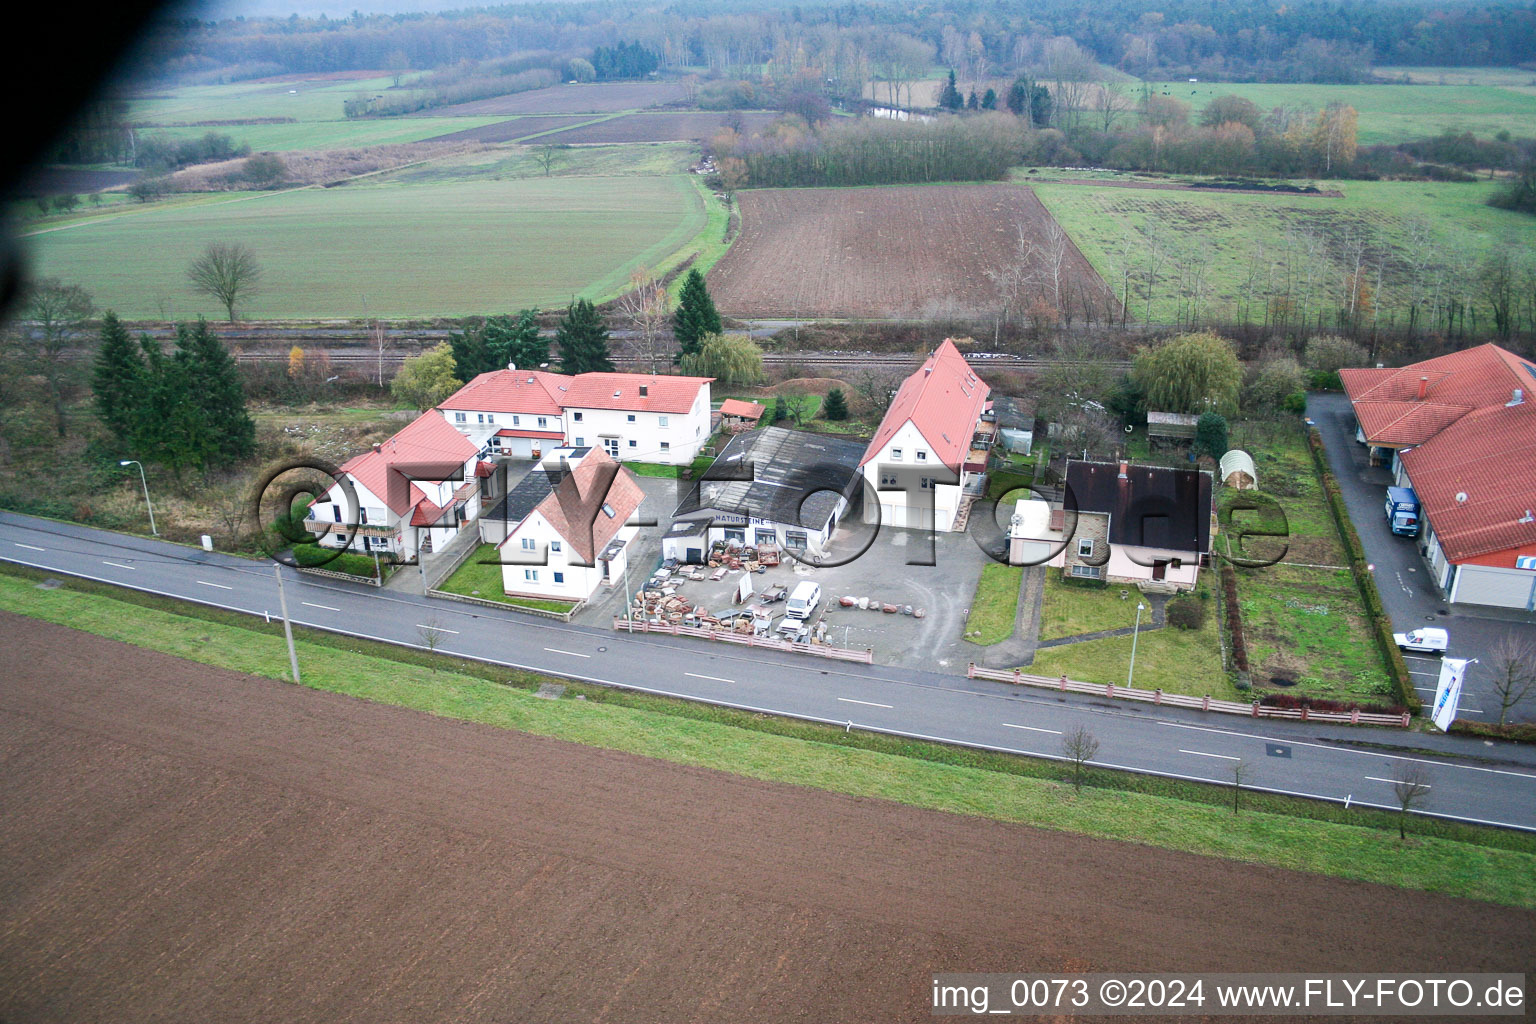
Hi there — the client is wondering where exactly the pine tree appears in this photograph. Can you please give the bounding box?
[449,326,493,383]
[966,90,979,111]
[773,395,789,423]
[939,70,963,111]
[92,312,144,438]
[822,387,848,421]
[557,299,615,374]
[672,269,722,364]
[488,308,547,369]
[179,318,255,465]
[981,88,998,110]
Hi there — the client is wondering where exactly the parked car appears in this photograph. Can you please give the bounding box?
[1393,627,1449,654]
[785,581,822,620]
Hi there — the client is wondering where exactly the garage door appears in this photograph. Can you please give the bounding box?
[1453,565,1536,610]
[881,502,934,532]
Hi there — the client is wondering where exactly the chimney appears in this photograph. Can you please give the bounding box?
[1118,460,1129,480]
[373,443,381,452]
[1417,376,1428,400]
[1508,388,1525,407]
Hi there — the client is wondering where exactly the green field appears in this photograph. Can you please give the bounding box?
[373,141,696,185]
[1033,177,1535,324]
[24,174,710,318]
[1149,80,1536,145]
[128,75,402,124]
[146,116,510,152]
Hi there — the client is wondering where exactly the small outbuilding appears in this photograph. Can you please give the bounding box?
[1147,411,1199,444]
[1219,450,1258,490]
[719,398,767,433]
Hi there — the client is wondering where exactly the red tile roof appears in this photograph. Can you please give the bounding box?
[1398,401,1536,562]
[440,370,572,416]
[859,339,990,471]
[409,480,478,527]
[503,449,644,563]
[560,373,712,414]
[1341,344,1536,446]
[338,410,477,517]
[720,398,765,420]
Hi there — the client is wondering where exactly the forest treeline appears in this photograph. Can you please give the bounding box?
[132,0,1536,88]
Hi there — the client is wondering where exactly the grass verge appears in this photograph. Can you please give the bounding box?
[0,562,1532,907]
[963,562,1023,645]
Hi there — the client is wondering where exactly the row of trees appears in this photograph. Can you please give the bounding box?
[93,314,255,475]
[447,310,547,382]
[589,41,660,80]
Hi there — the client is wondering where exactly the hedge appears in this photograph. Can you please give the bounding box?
[1306,429,1421,714]
[1220,563,1249,672]
[1448,720,1536,744]
[1259,692,1407,716]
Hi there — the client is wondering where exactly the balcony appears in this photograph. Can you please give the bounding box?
[303,518,394,538]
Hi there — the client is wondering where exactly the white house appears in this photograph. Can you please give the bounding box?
[306,409,486,561]
[561,373,713,466]
[859,339,991,532]
[1008,497,1056,566]
[438,367,713,466]
[663,427,865,563]
[493,447,645,602]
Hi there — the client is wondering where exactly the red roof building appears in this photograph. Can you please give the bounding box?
[1342,343,1536,608]
[560,373,713,414]
[440,370,572,417]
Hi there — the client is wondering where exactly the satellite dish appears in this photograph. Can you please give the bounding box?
[1456,491,1469,503]
[1124,424,1134,433]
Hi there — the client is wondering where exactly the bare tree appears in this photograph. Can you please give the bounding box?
[1229,759,1251,814]
[1061,725,1099,792]
[616,268,673,374]
[371,319,390,388]
[535,143,564,177]
[1391,762,1432,841]
[188,242,261,322]
[848,366,905,418]
[418,616,448,670]
[22,278,94,437]
[1488,634,1536,726]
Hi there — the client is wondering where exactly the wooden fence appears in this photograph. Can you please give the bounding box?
[430,588,584,622]
[967,664,1411,728]
[614,617,874,664]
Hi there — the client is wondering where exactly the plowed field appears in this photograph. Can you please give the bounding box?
[536,110,780,143]
[706,184,1116,318]
[1,612,1530,1023]
[430,80,684,116]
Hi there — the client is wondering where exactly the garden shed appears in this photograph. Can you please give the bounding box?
[1219,450,1257,490]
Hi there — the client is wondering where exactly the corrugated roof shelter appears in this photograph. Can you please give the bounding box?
[675,426,865,533]
[1219,450,1257,490]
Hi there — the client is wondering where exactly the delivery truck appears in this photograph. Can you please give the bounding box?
[1385,486,1420,537]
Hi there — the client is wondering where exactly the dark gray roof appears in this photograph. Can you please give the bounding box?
[1065,460,1212,553]
[674,427,866,531]
[988,395,1035,429]
[487,468,557,524]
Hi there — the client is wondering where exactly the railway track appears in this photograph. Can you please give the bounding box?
[227,349,1131,372]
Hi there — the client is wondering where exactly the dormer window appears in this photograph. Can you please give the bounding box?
[640,385,649,397]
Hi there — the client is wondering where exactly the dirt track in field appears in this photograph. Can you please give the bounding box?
[0,611,1530,1023]
[707,184,1118,319]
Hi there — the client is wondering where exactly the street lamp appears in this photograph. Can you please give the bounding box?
[1127,601,1147,688]
[119,460,157,536]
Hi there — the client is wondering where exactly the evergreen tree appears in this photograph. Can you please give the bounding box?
[672,269,722,364]
[966,90,979,110]
[822,387,848,421]
[557,299,614,374]
[1194,412,1229,460]
[449,325,493,383]
[92,311,144,438]
[1006,79,1028,116]
[981,88,998,110]
[773,395,789,423]
[938,70,963,111]
[485,308,547,369]
[178,318,256,464]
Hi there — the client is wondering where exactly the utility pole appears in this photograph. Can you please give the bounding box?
[1127,601,1146,688]
[274,564,301,684]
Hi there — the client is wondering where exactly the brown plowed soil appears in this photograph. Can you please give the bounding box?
[707,184,1118,319]
[430,81,685,117]
[0,611,1530,1024]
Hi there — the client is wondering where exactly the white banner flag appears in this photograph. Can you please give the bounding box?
[1431,657,1468,731]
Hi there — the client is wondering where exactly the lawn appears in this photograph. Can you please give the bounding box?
[25,174,710,318]
[127,75,404,125]
[964,562,1023,645]
[1146,80,1536,145]
[1030,580,1234,699]
[436,543,578,613]
[5,566,1531,907]
[1038,570,1145,641]
[147,116,512,152]
[1033,177,1535,325]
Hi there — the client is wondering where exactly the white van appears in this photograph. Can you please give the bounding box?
[1393,627,1449,654]
[785,581,822,620]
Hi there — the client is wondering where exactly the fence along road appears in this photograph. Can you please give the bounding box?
[2,510,1534,832]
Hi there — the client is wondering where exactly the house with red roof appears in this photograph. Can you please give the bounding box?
[305,409,486,562]
[438,367,713,466]
[493,447,645,602]
[859,339,991,532]
[1341,343,1536,609]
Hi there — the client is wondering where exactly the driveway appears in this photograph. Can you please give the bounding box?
[1309,392,1536,723]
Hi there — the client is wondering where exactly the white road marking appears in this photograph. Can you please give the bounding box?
[301,601,340,611]
[1002,723,1062,735]
[197,580,233,590]
[1180,748,1241,761]
[1365,776,1432,789]
[102,561,136,570]
[542,646,585,657]
[419,624,460,634]
[13,543,44,551]
[837,697,893,709]
[1408,669,1440,677]
[685,672,734,683]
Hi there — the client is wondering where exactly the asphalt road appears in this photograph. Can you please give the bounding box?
[1309,392,1536,724]
[4,510,1536,831]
